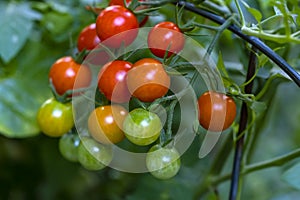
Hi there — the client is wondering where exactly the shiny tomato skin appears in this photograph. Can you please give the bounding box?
[98,60,133,103]
[77,23,101,52]
[37,98,74,137]
[198,91,236,132]
[88,105,128,144]
[49,56,91,96]
[126,58,170,102]
[96,5,139,48]
[77,24,110,67]
[148,21,185,58]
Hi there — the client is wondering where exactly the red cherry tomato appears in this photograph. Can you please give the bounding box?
[108,0,148,26]
[96,5,139,48]
[77,23,101,52]
[49,56,92,96]
[88,105,128,144]
[109,0,131,6]
[148,21,185,58]
[98,60,133,103]
[198,91,236,132]
[126,58,170,102]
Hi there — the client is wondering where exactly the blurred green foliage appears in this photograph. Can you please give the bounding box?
[0,0,300,199]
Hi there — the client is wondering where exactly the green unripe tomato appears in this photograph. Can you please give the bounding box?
[78,137,113,171]
[123,108,162,146]
[146,144,181,180]
[59,133,80,162]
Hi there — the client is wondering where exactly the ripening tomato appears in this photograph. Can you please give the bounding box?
[77,23,101,52]
[126,58,170,102]
[148,21,185,58]
[88,105,128,144]
[198,91,236,132]
[49,56,92,96]
[98,60,132,103]
[37,98,74,137]
[96,5,139,48]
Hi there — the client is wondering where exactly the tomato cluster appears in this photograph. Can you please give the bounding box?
[36,0,238,180]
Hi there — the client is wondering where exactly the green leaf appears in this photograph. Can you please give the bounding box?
[249,100,267,115]
[0,2,41,64]
[242,1,262,23]
[41,12,73,42]
[0,39,62,138]
[217,51,229,78]
[282,162,300,190]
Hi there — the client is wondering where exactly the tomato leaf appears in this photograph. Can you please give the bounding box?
[282,162,300,190]
[41,12,73,42]
[0,39,63,138]
[242,1,262,23]
[249,100,267,115]
[0,2,41,64]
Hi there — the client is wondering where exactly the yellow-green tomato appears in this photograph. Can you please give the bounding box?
[123,108,162,146]
[37,98,74,137]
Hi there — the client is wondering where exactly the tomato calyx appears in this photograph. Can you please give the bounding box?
[49,79,91,104]
[74,49,89,64]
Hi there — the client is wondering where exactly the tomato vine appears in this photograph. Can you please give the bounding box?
[2,0,300,199]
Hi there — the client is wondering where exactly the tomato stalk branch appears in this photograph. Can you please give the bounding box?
[165,100,178,141]
[176,1,300,87]
[210,148,300,186]
[189,16,234,90]
[229,46,257,200]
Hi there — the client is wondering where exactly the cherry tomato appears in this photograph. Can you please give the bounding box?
[88,105,128,144]
[37,98,74,137]
[198,91,236,132]
[123,108,162,146]
[148,21,185,58]
[146,144,181,180]
[77,23,101,52]
[108,0,148,26]
[78,137,113,171]
[109,0,131,6]
[126,58,170,102]
[59,132,80,162]
[96,5,139,48]
[84,47,111,67]
[98,60,132,103]
[49,56,92,96]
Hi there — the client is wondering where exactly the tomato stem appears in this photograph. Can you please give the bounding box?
[165,100,178,142]
[229,46,257,200]
[209,148,300,188]
[176,1,300,87]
